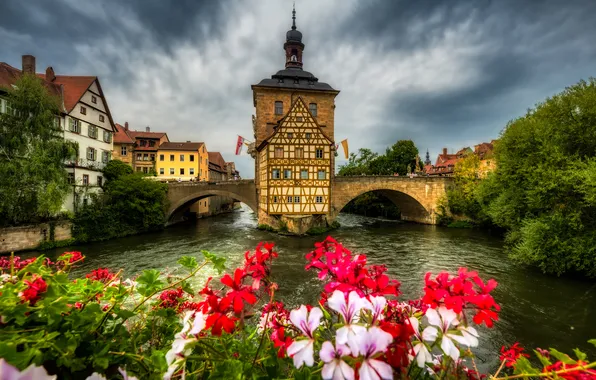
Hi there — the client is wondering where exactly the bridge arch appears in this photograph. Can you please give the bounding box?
[165,181,258,223]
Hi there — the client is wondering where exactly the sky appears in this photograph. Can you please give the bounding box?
[1,0,595,178]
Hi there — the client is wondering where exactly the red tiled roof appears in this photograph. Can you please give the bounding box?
[209,162,226,173]
[159,142,204,151]
[114,123,134,144]
[0,62,62,101]
[128,131,168,139]
[208,152,226,169]
[434,153,459,168]
[39,74,96,113]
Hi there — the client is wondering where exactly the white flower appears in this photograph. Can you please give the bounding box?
[287,305,323,368]
[328,290,371,355]
[319,341,354,380]
[368,295,387,323]
[189,311,206,335]
[0,359,57,380]
[357,327,394,380]
[425,307,476,362]
[408,317,435,368]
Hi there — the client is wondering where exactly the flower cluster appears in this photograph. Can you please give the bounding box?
[20,275,47,305]
[85,268,116,283]
[0,256,37,272]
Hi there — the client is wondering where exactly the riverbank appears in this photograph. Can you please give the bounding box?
[0,220,73,254]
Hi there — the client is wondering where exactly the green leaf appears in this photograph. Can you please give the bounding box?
[115,309,136,320]
[202,250,226,274]
[549,348,576,364]
[178,256,199,271]
[512,357,540,375]
[588,339,596,348]
[150,350,168,372]
[573,348,587,361]
[136,269,163,296]
[534,349,552,368]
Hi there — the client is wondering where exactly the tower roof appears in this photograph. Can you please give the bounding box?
[286,4,303,43]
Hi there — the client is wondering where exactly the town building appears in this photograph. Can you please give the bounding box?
[155,141,208,181]
[112,122,135,165]
[426,148,459,176]
[475,141,496,178]
[206,152,238,215]
[127,128,169,174]
[251,7,339,232]
[1,55,116,212]
[225,161,240,180]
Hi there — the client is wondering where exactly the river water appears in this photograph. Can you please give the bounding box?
[28,206,596,372]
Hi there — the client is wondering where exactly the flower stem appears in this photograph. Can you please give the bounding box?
[492,361,596,379]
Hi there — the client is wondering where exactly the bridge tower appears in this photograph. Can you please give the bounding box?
[251,5,340,234]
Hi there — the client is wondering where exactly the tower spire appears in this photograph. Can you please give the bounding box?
[292,2,296,30]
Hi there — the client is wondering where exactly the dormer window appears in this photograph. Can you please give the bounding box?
[99,115,105,122]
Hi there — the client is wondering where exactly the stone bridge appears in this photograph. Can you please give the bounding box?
[166,176,451,226]
[166,180,258,223]
[330,176,452,225]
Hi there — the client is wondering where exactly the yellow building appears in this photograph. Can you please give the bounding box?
[251,7,339,232]
[155,142,208,181]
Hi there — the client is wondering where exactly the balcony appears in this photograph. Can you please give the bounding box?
[65,158,107,171]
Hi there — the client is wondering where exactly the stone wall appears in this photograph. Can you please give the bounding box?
[0,221,73,254]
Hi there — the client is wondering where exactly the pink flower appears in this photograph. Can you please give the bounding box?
[357,327,394,380]
[287,305,323,368]
[319,341,354,380]
[328,290,371,355]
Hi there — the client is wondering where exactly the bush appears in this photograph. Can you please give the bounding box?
[0,239,594,379]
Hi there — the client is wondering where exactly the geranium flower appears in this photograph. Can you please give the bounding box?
[368,295,387,324]
[287,305,323,368]
[204,296,237,336]
[357,327,394,380]
[59,251,83,263]
[85,268,115,283]
[220,268,257,314]
[21,276,47,305]
[328,290,371,355]
[500,342,529,368]
[319,341,354,380]
[425,307,476,362]
[0,358,56,379]
[407,317,436,368]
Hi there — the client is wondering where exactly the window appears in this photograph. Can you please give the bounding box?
[121,146,127,156]
[136,167,142,172]
[170,154,174,161]
[273,196,278,203]
[69,118,80,133]
[306,133,311,139]
[190,155,194,162]
[309,103,318,117]
[318,170,326,179]
[180,154,185,162]
[316,196,324,203]
[136,153,142,161]
[272,169,280,179]
[143,167,148,174]
[283,169,292,179]
[82,175,89,185]
[295,148,303,158]
[140,140,147,147]
[296,116,303,122]
[67,173,75,184]
[274,101,283,115]
[102,151,110,163]
[143,153,149,161]
[190,168,195,175]
[180,168,185,175]
[5,100,13,116]
[87,147,96,161]
[103,130,111,143]
[160,168,164,175]
[149,141,155,147]
[274,147,284,158]
[287,133,293,139]
[91,95,97,104]
[150,154,155,161]
[88,125,98,139]
[83,198,88,207]
[287,196,293,203]
[300,169,308,179]
[80,106,86,115]
[170,168,175,175]
[99,115,105,123]
[294,196,300,203]
[160,154,164,161]
[97,176,103,187]
[316,149,324,159]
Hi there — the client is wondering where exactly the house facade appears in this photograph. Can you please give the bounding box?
[112,122,135,165]
[155,142,208,181]
[127,128,169,174]
[251,8,339,232]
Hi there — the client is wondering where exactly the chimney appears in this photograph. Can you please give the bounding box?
[22,55,36,75]
[442,148,447,156]
[124,122,129,130]
[45,66,56,82]
[146,126,150,132]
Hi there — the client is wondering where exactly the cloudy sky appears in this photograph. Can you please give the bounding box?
[1,0,595,177]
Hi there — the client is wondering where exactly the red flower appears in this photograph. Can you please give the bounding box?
[85,268,115,283]
[60,251,84,263]
[544,360,596,379]
[500,343,530,368]
[21,276,47,305]
[221,268,257,314]
[158,287,187,310]
[204,295,238,336]
[0,256,37,272]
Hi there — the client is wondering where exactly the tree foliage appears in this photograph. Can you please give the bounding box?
[338,140,419,176]
[73,171,168,242]
[477,78,596,276]
[102,159,133,182]
[0,74,77,226]
[445,153,489,224]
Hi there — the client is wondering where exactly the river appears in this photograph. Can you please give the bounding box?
[27,206,596,373]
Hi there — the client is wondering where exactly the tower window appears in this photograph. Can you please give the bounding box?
[275,101,283,115]
[300,169,308,179]
[316,196,324,203]
[316,149,324,159]
[294,196,300,203]
[309,103,317,117]
[283,169,292,179]
[295,148,303,158]
[272,169,280,179]
[318,170,326,179]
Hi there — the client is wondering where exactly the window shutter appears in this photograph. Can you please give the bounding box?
[69,118,73,131]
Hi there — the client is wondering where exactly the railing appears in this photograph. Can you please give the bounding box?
[65,159,107,171]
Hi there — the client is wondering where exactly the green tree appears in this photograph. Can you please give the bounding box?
[103,159,133,182]
[478,78,596,276]
[444,153,489,223]
[384,140,419,175]
[338,148,378,176]
[0,74,77,226]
